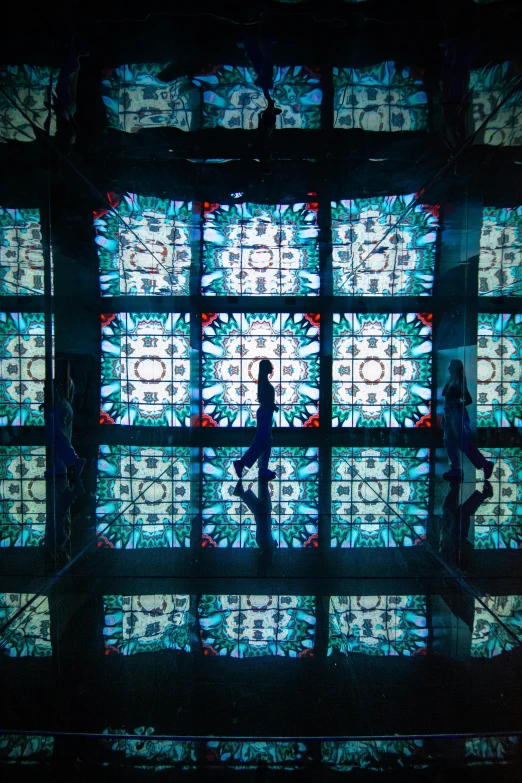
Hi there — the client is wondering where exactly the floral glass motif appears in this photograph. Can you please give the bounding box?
[331,448,429,547]
[0,65,58,143]
[0,447,46,547]
[102,728,196,770]
[471,595,522,657]
[206,741,310,770]
[478,206,522,297]
[322,739,428,771]
[0,208,45,296]
[332,312,432,427]
[202,447,318,548]
[328,595,428,656]
[201,202,319,296]
[100,312,190,426]
[0,594,51,657]
[473,449,522,549]
[193,65,321,129]
[470,62,522,146]
[0,313,46,426]
[103,594,191,655]
[95,193,192,296]
[477,313,522,428]
[96,446,191,549]
[331,196,438,296]
[333,62,427,132]
[202,312,320,428]
[198,594,315,658]
[0,734,54,765]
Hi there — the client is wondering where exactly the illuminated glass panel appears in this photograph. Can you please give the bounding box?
[477,313,522,428]
[102,729,196,769]
[202,312,320,427]
[96,446,191,549]
[0,208,44,296]
[465,736,519,763]
[198,594,315,657]
[331,196,438,296]
[322,740,427,771]
[333,62,427,132]
[473,449,522,548]
[332,312,432,427]
[478,206,522,297]
[0,65,57,142]
[202,446,318,548]
[201,202,319,296]
[331,447,429,547]
[0,446,46,547]
[103,594,191,655]
[193,65,321,129]
[0,594,51,657]
[0,734,54,764]
[95,193,192,296]
[471,595,522,657]
[205,741,310,770]
[100,312,190,426]
[0,313,46,426]
[470,62,522,146]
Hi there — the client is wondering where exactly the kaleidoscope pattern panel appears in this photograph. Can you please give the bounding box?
[322,740,428,772]
[205,741,310,770]
[332,313,432,427]
[95,193,192,296]
[478,206,522,297]
[331,196,438,296]
[193,65,321,129]
[0,594,51,657]
[202,447,318,548]
[470,63,522,146]
[331,448,429,548]
[471,595,522,657]
[0,446,46,547]
[473,449,522,549]
[0,65,57,142]
[97,446,191,549]
[201,202,319,296]
[103,729,196,768]
[477,313,522,428]
[0,208,45,296]
[0,313,46,426]
[101,312,190,426]
[202,312,320,427]
[198,594,316,658]
[0,734,54,765]
[333,62,427,132]
[103,594,191,655]
[328,595,428,656]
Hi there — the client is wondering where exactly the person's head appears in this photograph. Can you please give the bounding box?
[258,359,274,382]
[448,359,464,380]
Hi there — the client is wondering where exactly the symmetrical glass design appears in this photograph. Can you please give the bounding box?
[100,312,190,426]
[333,62,427,131]
[328,595,428,656]
[95,193,192,296]
[0,446,46,547]
[331,196,438,296]
[102,728,196,768]
[470,62,522,146]
[205,741,310,770]
[331,447,429,547]
[201,202,319,296]
[0,312,46,426]
[471,595,522,657]
[202,447,319,547]
[0,594,51,657]
[332,312,432,427]
[103,594,191,655]
[198,594,316,657]
[473,449,522,549]
[96,446,191,548]
[322,740,428,771]
[202,312,320,427]
[477,313,522,428]
[478,206,522,297]
[0,65,57,142]
[0,208,44,296]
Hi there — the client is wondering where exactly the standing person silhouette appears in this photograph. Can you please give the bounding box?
[234,359,278,480]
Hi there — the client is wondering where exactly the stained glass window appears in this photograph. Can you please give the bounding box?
[331,196,438,296]
[0,734,54,764]
[465,736,519,763]
[471,595,522,657]
[103,594,191,655]
[202,312,320,427]
[470,63,522,146]
[100,312,190,426]
[202,447,318,547]
[331,447,429,547]
[0,446,46,547]
[0,313,46,426]
[201,202,319,296]
[473,449,522,549]
[96,446,191,548]
[206,741,310,770]
[332,312,432,428]
[198,594,315,657]
[0,208,45,296]
[0,65,57,142]
[333,63,427,132]
[477,313,522,428]
[478,206,522,297]
[102,728,196,769]
[0,594,51,657]
[322,740,428,771]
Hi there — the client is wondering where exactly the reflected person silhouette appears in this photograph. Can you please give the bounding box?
[234,359,278,480]
[440,479,493,564]
[233,478,278,556]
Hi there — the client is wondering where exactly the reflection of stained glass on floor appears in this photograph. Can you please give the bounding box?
[331,196,438,296]
[96,446,191,548]
[103,595,191,655]
[470,62,522,146]
[0,446,46,547]
[0,312,47,426]
[328,595,428,656]
[202,312,320,428]
[465,735,520,763]
[332,312,432,427]
[473,449,522,548]
[331,447,429,547]
[201,202,319,296]
[202,447,318,548]
[0,65,58,142]
[478,206,522,297]
[477,313,522,428]
[206,741,311,770]
[100,312,190,426]
[95,193,192,296]
[471,595,522,657]
[0,208,45,296]
[0,594,51,657]
[322,739,428,771]
[333,62,427,132]
[0,734,54,764]
[198,595,316,658]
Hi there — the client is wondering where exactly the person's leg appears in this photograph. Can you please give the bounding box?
[444,411,461,471]
[457,411,488,470]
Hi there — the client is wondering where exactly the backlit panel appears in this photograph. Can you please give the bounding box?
[477,313,522,428]
[103,594,191,655]
[0,446,46,547]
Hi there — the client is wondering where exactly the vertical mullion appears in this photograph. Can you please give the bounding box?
[319,194,333,549]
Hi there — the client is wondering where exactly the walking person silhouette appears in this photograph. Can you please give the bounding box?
[234,359,278,480]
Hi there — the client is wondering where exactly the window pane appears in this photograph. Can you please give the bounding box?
[0,313,47,426]
[0,734,54,764]
[0,446,46,547]
[477,313,522,428]
[470,62,522,146]
[322,740,428,772]
[471,596,522,657]
[0,65,58,142]
[0,594,51,657]
[103,594,191,655]
[473,449,522,549]
[0,208,45,296]
[478,206,522,296]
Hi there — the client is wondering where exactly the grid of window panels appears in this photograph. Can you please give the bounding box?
[0,65,58,142]
[478,206,522,297]
[0,446,46,547]
[0,208,44,296]
[470,62,522,146]
[103,594,191,655]
[471,595,522,657]
[0,312,46,426]
[473,449,522,549]
[477,313,522,428]
[0,594,51,657]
